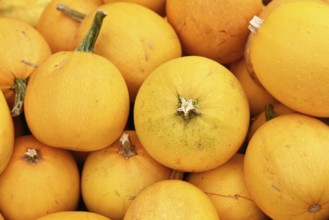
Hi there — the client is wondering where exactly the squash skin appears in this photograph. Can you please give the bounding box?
[0,17,51,110]
[0,135,80,220]
[246,1,329,117]
[0,90,14,174]
[36,211,111,220]
[244,113,329,219]
[134,56,250,172]
[24,51,130,151]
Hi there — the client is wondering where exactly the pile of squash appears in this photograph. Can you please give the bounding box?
[0,0,329,219]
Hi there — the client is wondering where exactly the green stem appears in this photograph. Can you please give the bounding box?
[264,104,277,121]
[56,3,86,22]
[75,9,107,53]
[11,78,27,117]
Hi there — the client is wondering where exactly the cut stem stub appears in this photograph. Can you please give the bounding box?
[23,148,42,165]
[177,95,200,121]
[308,203,321,213]
[118,133,137,160]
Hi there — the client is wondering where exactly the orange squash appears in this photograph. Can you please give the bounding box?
[36,211,111,220]
[74,2,182,101]
[134,56,250,172]
[24,10,130,151]
[166,0,263,64]
[123,179,219,219]
[82,130,172,220]
[102,0,166,15]
[0,135,80,220]
[0,17,51,116]
[37,0,102,53]
[186,153,267,220]
[229,57,277,117]
[0,90,14,174]
[245,1,329,117]
[244,113,329,219]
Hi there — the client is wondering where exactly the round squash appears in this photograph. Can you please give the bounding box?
[0,90,14,174]
[134,56,250,172]
[74,2,182,101]
[0,135,80,220]
[186,153,267,220]
[0,17,51,116]
[166,0,263,64]
[245,1,329,117]
[244,113,329,219]
[37,0,102,53]
[36,211,111,220]
[81,130,172,220]
[123,179,219,220]
[24,10,130,151]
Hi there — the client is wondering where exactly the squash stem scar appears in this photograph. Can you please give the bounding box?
[23,148,42,164]
[177,95,200,121]
[118,133,137,159]
[308,203,321,213]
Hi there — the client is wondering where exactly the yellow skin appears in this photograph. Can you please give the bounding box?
[74,2,182,102]
[0,0,51,27]
[248,1,329,117]
[24,51,130,151]
[0,135,80,220]
[134,56,250,172]
[82,130,172,220]
[245,113,329,219]
[124,179,220,220]
[102,0,166,15]
[0,90,14,174]
[187,154,268,220]
[36,211,111,220]
[229,57,277,117]
[0,17,51,110]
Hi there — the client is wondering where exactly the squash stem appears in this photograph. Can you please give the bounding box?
[177,95,200,122]
[56,3,86,22]
[75,9,107,53]
[248,16,263,33]
[118,133,137,160]
[11,78,27,117]
[264,104,277,121]
[308,203,321,213]
[169,170,185,180]
[23,148,42,165]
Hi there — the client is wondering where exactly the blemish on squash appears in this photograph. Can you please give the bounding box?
[21,60,38,68]
[271,184,280,192]
[205,192,253,201]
